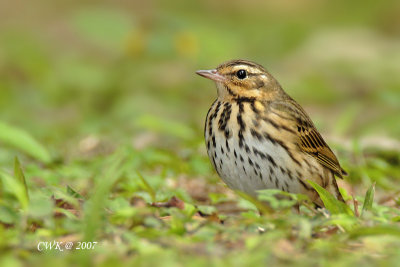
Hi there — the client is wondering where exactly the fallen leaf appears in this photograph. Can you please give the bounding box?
[151,196,185,209]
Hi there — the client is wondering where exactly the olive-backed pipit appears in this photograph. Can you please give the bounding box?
[196,59,346,207]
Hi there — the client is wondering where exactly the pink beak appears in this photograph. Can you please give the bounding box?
[196,69,227,82]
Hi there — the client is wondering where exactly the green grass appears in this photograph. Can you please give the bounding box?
[1,140,400,266]
[1,0,400,266]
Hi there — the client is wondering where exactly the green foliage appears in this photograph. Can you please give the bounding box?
[136,171,156,203]
[0,0,400,266]
[308,180,354,216]
[14,157,29,201]
[135,114,196,141]
[349,225,400,239]
[72,8,135,51]
[83,149,126,241]
[0,122,51,163]
[0,169,29,210]
[256,189,308,211]
[362,182,375,215]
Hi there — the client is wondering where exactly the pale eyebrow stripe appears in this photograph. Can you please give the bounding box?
[232,65,263,74]
[223,60,264,69]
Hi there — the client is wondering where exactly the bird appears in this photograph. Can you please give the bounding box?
[196,59,347,207]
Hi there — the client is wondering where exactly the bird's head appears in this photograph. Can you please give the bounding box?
[196,59,282,100]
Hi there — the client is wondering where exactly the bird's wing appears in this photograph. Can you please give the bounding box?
[269,99,347,178]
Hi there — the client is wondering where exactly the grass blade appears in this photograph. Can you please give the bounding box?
[14,157,29,201]
[0,121,51,163]
[349,225,400,239]
[308,180,353,216]
[0,170,29,210]
[362,182,375,215]
[67,185,84,199]
[137,171,156,203]
[83,151,125,241]
[235,190,274,215]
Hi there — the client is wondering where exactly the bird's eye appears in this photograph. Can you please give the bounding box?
[236,69,247,79]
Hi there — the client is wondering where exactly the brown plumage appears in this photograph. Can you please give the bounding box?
[197,59,346,207]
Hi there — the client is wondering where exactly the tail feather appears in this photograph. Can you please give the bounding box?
[329,171,345,203]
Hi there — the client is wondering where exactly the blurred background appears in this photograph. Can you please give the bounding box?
[0,0,400,265]
[1,0,400,186]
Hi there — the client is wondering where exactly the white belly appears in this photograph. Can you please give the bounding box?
[205,100,303,197]
[209,130,302,196]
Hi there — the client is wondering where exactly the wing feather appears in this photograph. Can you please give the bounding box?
[269,99,346,178]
